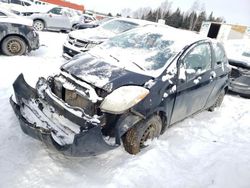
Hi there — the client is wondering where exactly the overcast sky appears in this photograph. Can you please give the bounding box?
[74,0,250,26]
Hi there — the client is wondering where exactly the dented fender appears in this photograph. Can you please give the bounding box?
[115,113,143,144]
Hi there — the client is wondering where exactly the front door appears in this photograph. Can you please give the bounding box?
[170,42,216,124]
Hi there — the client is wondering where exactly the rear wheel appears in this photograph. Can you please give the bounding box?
[1,36,27,56]
[208,89,225,111]
[122,115,162,154]
[33,20,45,31]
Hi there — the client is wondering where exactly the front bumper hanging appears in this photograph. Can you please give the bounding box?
[10,74,118,157]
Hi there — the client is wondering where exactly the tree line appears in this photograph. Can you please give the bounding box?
[120,0,224,32]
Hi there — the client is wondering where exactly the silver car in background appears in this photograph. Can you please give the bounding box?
[224,39,250,97]
[30,6,81,32]
[62,17,153,59]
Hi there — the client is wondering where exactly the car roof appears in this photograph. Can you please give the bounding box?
[109,18,209,44]
[120,24,208,51]
[110,17,157,26]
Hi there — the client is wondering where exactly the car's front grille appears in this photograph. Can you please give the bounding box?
[64,88,95,116]
[68,36,89,48]
[63,46,79,57]
[52,75,97,116]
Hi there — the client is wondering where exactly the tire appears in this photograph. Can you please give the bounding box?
[122,115,162,155]
[208,89,225,111]
[1,36,27,56]
[72,24,78,30]
[33,20,45,31]
[60,30,68,33]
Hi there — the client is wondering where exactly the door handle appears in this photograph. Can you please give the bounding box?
[210,71,216,79]
[210,75,215,79]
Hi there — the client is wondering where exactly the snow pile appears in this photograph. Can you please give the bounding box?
[1,31,250,188]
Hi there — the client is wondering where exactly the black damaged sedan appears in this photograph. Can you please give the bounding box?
[10,25,230,156]
[0,7,39,56]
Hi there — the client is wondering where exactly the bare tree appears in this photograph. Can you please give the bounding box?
[133,7,151,19]
[121,8,132,18]
[159,0,173,19]
[189,0,205,30]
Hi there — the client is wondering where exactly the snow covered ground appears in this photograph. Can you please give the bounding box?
[1,31,250,188]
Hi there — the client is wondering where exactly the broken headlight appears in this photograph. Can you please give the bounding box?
[100,86,149,114]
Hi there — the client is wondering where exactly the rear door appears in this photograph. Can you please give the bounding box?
[171,42,216,123]
[205,42,229,108]
[46,7,71,29]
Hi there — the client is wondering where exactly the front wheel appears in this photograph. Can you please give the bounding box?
[1,36,27,56]
[33,20,45,31]
[122,115,162,154]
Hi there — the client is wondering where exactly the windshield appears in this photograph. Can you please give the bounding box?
[101,20,138,34]
[95,27,178,74]
[95,17,113,25]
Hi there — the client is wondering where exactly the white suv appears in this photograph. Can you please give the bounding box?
[30,6,81,31]
[62,18,152,59]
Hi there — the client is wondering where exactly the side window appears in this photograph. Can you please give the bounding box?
[48,7,62,15]
[0,12,7,17]
[181,43,212,80]
[212,42,227,68]
[11,0,22,5]
[63,9,73,17]
[84,15,95,22]
[22,1,31,6]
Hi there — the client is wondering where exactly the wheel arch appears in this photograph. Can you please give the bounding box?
[115,109,168,144]
[72,23,78,28]
[115,113,143,145]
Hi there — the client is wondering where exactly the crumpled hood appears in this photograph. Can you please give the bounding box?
[69,27,115,43]
[61,53,152,92]
[0,16,33,26]
[0,17,33,26]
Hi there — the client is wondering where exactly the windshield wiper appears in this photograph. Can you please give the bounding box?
[109,54,120,62]
[131,61,145,71]
[109,54,145,71]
